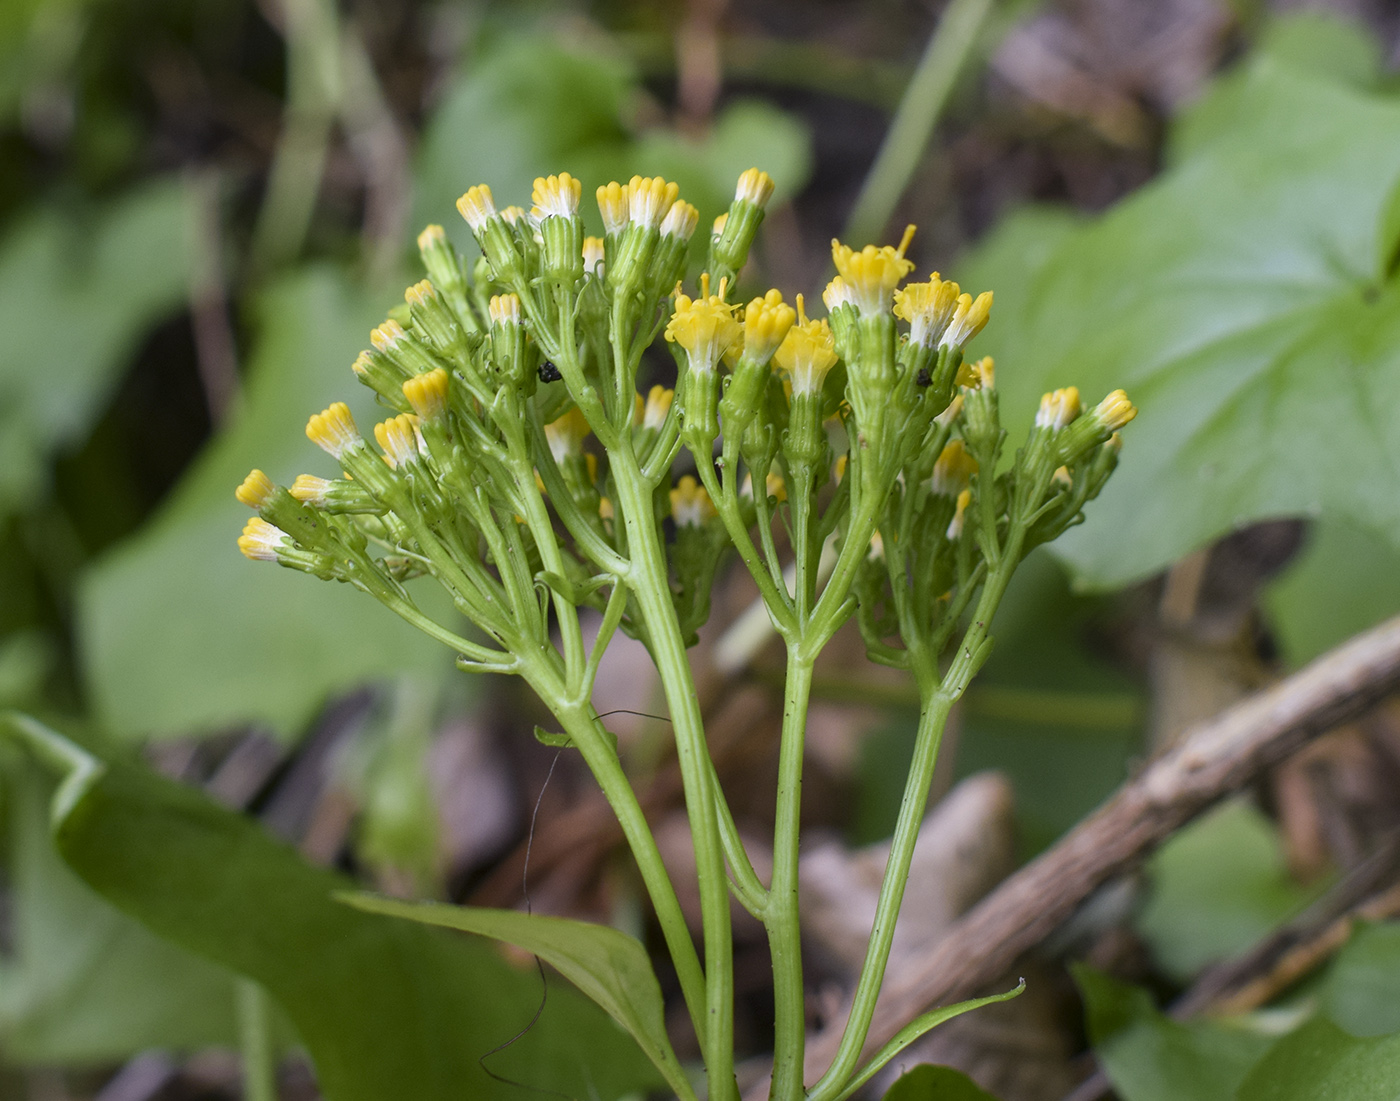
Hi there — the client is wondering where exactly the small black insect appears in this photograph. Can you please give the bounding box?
[916,368,932,387]
[537,360,562,383]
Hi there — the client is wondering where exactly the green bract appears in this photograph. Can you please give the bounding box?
[233,168,1134,1101]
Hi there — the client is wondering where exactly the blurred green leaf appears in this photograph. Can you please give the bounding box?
[1237,1015,1400,1100]
[1137,800,1317,981]
[0,746,241,1062]
[78,267,455,739]
[1074,966,1278,1101]
[0,179,191,519]
[959,52,1400,589]
[1263,519,1400,667]
[1,712,662,1100]
[880,1062,1002,1100]
[344,893,691,1099]
[1322,921,1400,1038]
[414,34,635,250]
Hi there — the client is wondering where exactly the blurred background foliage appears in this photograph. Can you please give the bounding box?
[4,0,1400,1098]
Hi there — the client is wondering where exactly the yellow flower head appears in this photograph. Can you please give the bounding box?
[830,225,917,315]
[661,200,699,241]
[711,212,728,238]
[735,168,775,208]
[238,517,286,562]
[894,273,962,348]
[290,474,334,506]
[405,280,438,310]
[582,235,605,275]
[627,175,681,230]
[499,205,526,225]
[351,351,374,378]
[235,469,276,509]
[868,530,885,562]
[947,488,972,540]
[670,475,716,526]
[489,293,521,327]
[374,414,423,468]
[403,367,450,420]
[1095,390,1137,431]
[739,289,796,365]
[1053,465,1073,488]
[417,224,447,252]
[530,173,582,221]
[958,356,995,391]
[833,453,848,484]
[665,279,740,374]
[456,184,496,231]
[306,402,361,459]
[773,295,838,397]
[941,290,993,350]
[822,276,857,313]
[596,181,629,234]
[643,385,674,430]
[371,319,407,351]
[935,393,965,427]
[1036,387,1081,430]
[545,407,590,462]
[931,439,978,497]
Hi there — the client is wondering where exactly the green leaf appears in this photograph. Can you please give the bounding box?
[0,179,192,519]
[1137,800,1317,981]
[0,746,242,1062]
[413,34,636,248]
[1322,922,1400,1038]
[1263,518,1400,667]
[1237,1015,1400,1101]
[1074,966,1277,1101]
[77,267,455,739]
[0,712,662,1101]
[880,1062,1002,1100]
[343,892,692,1101]
[960,56,1400,588]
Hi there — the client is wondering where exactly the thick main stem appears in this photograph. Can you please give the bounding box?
[614,450,738,1101]
[767,652,816,1101]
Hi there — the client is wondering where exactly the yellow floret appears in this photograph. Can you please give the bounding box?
[582,235,605,274]
[957,356,995,391]
[306,402,361,458]
[235,469,276,509]
[941,291,993,350]
[774,295,838,396]
[643,385,674,430]
[1036,387,1082,430]
[418,224,447,251]
[290,474,334,506]
[931,440,978,497]
[405,280,437,309]
[374,414,422,468]
[545,408,590,462]
[830,225,917,316]
[627,175,680,230]
[596,181,630,234]
[489,293,521,327]
[670,475,716,526]
[735,168,775,208]
[371,319,407,351]
[665,282,740,373]
[947,488,972,539]
[1095,390,1137,431]
[403,368,450,420]
[739,290,796,364]
[456,184,496,231]
[530,173,582,221]
[894,274,963,348]
[238,517,285,562]
[661,201,699,240]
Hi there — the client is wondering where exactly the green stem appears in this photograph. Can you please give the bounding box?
[237,979,278,1101]
[809,556,1016,1101]
[614,449,738,1101]
[549,697,711,1052]
[841,0,996,248]
[766,651,815,1101]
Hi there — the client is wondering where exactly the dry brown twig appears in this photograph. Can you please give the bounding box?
[777,612,1400,1095]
